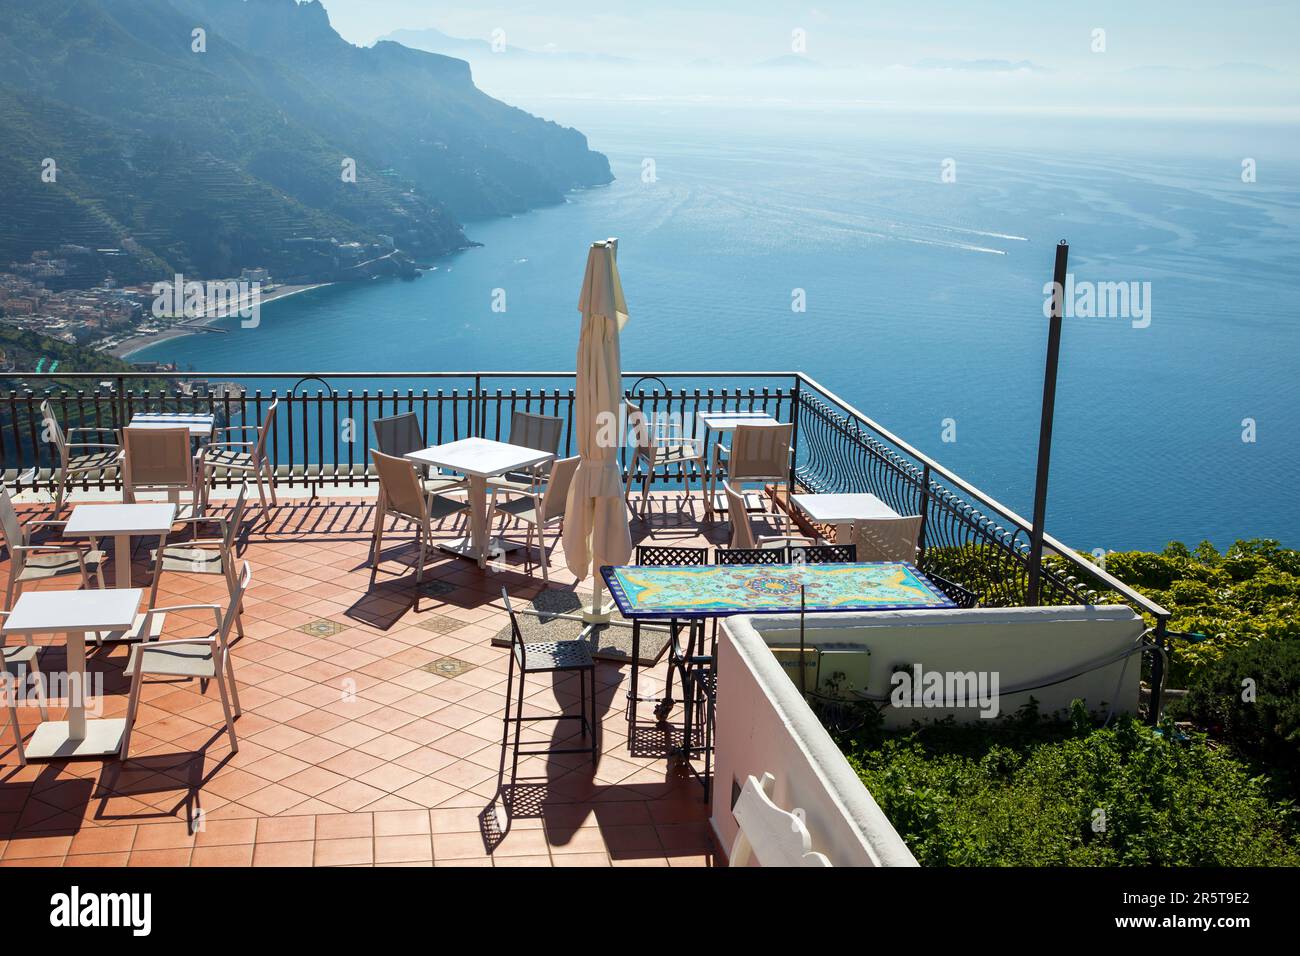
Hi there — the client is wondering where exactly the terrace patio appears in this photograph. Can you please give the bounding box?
[0,489,724,867]
[0,371,1168,867]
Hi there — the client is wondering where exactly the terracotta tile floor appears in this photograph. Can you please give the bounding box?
[0,488,771,867]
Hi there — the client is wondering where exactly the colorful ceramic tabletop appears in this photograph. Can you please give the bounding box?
[600,562,956,619]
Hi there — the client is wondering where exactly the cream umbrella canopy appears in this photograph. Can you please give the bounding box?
[563,239,632,621]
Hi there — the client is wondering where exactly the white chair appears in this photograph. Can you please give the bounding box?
[0,485,104,610]
[728,772,832,867]
[624,399,705,516]
[120,561,251,759]
[0,611,49,766]
[708,422,793,522]
[150,482,249,638]
[372,412,466,497]
[202,399,279,520]
[489,455,579,584]
[488,409,564,494]
[724,481,810,551]
[121,426,203,515]
[370,449,469,606]
[852,515,924,563]
[39,398,121,515]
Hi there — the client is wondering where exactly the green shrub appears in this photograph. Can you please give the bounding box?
[1172,639,1300,795]
[836,705,1300,866]
[1101,539,1300,682]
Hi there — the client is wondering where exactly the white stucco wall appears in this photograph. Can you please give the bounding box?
[710,616,918,867]
[711,605,1147,865]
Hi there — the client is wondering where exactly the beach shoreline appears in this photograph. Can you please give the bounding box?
[107,283,333,359]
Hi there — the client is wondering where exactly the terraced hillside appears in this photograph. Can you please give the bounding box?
[0,0,611,280]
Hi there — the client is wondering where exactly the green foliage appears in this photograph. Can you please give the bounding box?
[1102,539,1300,682]
[836,706,1300,866]
[925,538,1300,687]
[1172,638,1300,795]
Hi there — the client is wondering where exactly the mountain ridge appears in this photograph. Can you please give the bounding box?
[0,0,612,283]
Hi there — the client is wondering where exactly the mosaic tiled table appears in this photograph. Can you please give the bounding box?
[600,562,956,731]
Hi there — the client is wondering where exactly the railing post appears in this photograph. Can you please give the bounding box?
[115,375,126,433]
[1148,616,1168,725]
[916,463,932,561]
[788,374,802,491]
[473,375,482,437]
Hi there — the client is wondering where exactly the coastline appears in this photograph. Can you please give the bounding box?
[107,283,333,359]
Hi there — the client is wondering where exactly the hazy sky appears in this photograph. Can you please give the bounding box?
[305,0,1297,118]
[319,0,1297,71]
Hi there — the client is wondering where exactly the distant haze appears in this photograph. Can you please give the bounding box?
[321,0,1299,118]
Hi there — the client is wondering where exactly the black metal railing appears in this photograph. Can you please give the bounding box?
[1,367,1168,627]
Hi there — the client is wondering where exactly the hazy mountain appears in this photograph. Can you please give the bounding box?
[0,0,612,281]
[380,26,634,64]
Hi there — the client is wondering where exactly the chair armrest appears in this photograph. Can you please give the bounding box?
[213,425,260,435]
[143,603,223,631]
[140,637,218,650]
[68,427,120,439]
[493,483,547,499]
[25,519,68,530]
[171,514,228,533]
[206,441,255,451]
[66,442,121,452]
[13,543,90,554]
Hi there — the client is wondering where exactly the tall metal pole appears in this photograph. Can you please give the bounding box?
[1027,240,1069,606]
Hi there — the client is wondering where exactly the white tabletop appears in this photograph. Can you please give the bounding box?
[129,413,215,436]
[791,492,901,523]
[405,437,554,479]
[64,502,177,536]
[2,588,144,635]
[697,411,781,431]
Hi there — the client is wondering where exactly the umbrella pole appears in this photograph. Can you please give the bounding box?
[583,575,612,624]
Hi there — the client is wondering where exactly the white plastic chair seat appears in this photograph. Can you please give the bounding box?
[655,442,702,463]
[17,548,105,581]
[125,639,216,680]
[151,544,224,574]
[2,644,39,667]
[486,474,539,492]
[66,449,121,471]
[203,446,256,471]
[427,493,470,523]
[494,496,542,525]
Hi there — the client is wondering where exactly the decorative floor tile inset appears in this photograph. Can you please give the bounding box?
[294,619,347,637]
[420,579,456,597]
[421,656,476,678]
[415,613,464,635]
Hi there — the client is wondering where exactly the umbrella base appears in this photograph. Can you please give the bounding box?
[581,605,613,625]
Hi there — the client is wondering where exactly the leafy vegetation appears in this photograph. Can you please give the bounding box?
[1101,539,1300,683]
[1172,638,1300,796]
[836,702,1300,866]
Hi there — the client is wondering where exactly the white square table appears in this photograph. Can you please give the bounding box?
[64,502,176,587]
[696,410,780,432]
[790,492,902,544]
[128,412,216,438]
[3,588,143,759]
[405,437,555,568]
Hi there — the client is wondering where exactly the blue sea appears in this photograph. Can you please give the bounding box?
[133,103,1300,553]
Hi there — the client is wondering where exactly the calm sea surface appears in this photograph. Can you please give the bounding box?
[133,104,1300,552]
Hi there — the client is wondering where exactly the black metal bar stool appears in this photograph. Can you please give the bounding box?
[632,545,708,723]
[500,587,597,784]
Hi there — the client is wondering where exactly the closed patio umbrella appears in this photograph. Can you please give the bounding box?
[563,238,632,621]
